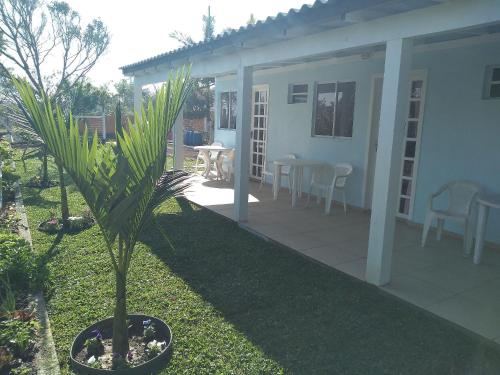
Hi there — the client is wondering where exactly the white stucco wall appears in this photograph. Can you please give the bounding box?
[214,39,500,244]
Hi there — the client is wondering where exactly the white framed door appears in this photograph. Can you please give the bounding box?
[397,71,427,219]
[250,85,269,180]
[365,71,427,218]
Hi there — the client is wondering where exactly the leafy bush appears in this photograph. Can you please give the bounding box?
[0,139,12,160]
[0,318,38,358]
[0,232,36,292]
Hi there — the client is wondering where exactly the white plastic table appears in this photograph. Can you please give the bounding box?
[473,193,500,264]
[273,158,325,207]
[193,145,230,179]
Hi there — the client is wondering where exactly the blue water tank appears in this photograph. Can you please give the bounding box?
[193,132,203,146]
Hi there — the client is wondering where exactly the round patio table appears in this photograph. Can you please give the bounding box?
[473,193,500,264]
[273,158,325,207]
[193,145,231,179]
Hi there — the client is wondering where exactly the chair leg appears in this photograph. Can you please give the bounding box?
[325,188,334,215]
[259,174,265,190]
[307,185,313,207]
[421,212,433,247]
[436,218,444,241]
[342,190,347,215]
[463,219,474,257]
[288,173,293,194]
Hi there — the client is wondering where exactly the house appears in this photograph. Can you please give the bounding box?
[121,0,500,338]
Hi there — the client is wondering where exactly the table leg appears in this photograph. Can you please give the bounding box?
[203,151,210,178]
[291,166,300,208]
[273,164,281,200]
[215,151,223,181]
[473,204,489,265]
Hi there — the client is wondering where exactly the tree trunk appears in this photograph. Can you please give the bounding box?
[41,147,49,186]
[57,162,70,228]
[112,270,129,357]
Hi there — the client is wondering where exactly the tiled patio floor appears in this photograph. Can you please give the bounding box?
[184,175,500,343]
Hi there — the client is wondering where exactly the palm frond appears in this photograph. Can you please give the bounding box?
[13,66,194,268]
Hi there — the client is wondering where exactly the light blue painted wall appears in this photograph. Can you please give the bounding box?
[412,41,500,244]
[214,40,500,244]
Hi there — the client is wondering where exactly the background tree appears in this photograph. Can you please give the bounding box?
[247,13,256,26]
[0,0,109,228]
[169,6,215,124]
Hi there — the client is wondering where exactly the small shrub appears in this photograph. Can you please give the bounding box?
[0,232,36,292]
[84,330,104,357]
[0,319,37,358]
[142,319,156,342]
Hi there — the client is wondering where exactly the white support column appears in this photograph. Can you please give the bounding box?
[233,65,253,222]
[173,108,184,170]
[133,77,142,114]
[366,38,413,286]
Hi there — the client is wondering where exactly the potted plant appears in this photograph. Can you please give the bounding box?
[14,68,192,373]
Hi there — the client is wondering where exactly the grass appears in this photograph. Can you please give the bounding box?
[16,149,500,374]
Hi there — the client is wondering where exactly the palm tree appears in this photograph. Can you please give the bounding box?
[13,68,193,357]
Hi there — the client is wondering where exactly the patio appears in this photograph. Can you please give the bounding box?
[185,176,500,343]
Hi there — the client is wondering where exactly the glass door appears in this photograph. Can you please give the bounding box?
[397,73,427,218]
[250,85,269,179]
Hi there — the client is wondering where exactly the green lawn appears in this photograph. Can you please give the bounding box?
[17,150,500,374]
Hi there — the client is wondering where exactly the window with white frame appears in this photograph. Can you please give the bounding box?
[288,84,308,104]
[312,81,356,137]
[484,65,500,99]
[220,91,237,129]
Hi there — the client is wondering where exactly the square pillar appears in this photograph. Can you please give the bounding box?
[173,108,184,170]
[366,38,413,286]
[133,77,142,114]
[233,65,253,222]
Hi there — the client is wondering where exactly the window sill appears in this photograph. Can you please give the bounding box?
[311,134,353,140]
[217,128,237,131]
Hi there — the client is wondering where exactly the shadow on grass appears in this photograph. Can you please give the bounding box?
[139,198,500,375]
[36,231,64,298]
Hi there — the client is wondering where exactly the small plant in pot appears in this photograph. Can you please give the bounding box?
[14,68,193,373]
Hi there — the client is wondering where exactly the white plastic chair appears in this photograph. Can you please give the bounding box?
[260,154,296,192]
[307,163,353,214]
[421,181,481,254]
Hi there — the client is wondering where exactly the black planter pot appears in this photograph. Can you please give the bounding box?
[70,314,172,375]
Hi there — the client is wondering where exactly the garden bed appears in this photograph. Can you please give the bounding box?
[0,139,41,375]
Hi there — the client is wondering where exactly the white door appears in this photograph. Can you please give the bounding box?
[397,73,427,218]
[366,76,384,209]
[366,73,427,217]
[250,85,269,179]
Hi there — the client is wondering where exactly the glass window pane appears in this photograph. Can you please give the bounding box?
[403,160,414,177]
[401,179,412,196]
[229,92,237,129]
[409,101,420,119]
[260,91,267,102]
[293,84,308,94]
[254,91,259,102]
[292,94,307,103]
[220,92,229,129]
[405,141,416,158]
[399,198,410,215]
[407,121,418,138]
[411,80,423,99]
[492,68,500,82]
[334,81,355,137]
[314,83,335,136]
[318,83,335,94]
[490,83,500,98]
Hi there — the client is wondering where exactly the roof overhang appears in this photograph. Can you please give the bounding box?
[120,0,447,76]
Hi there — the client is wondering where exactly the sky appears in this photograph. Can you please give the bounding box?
[64,0,312,87]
